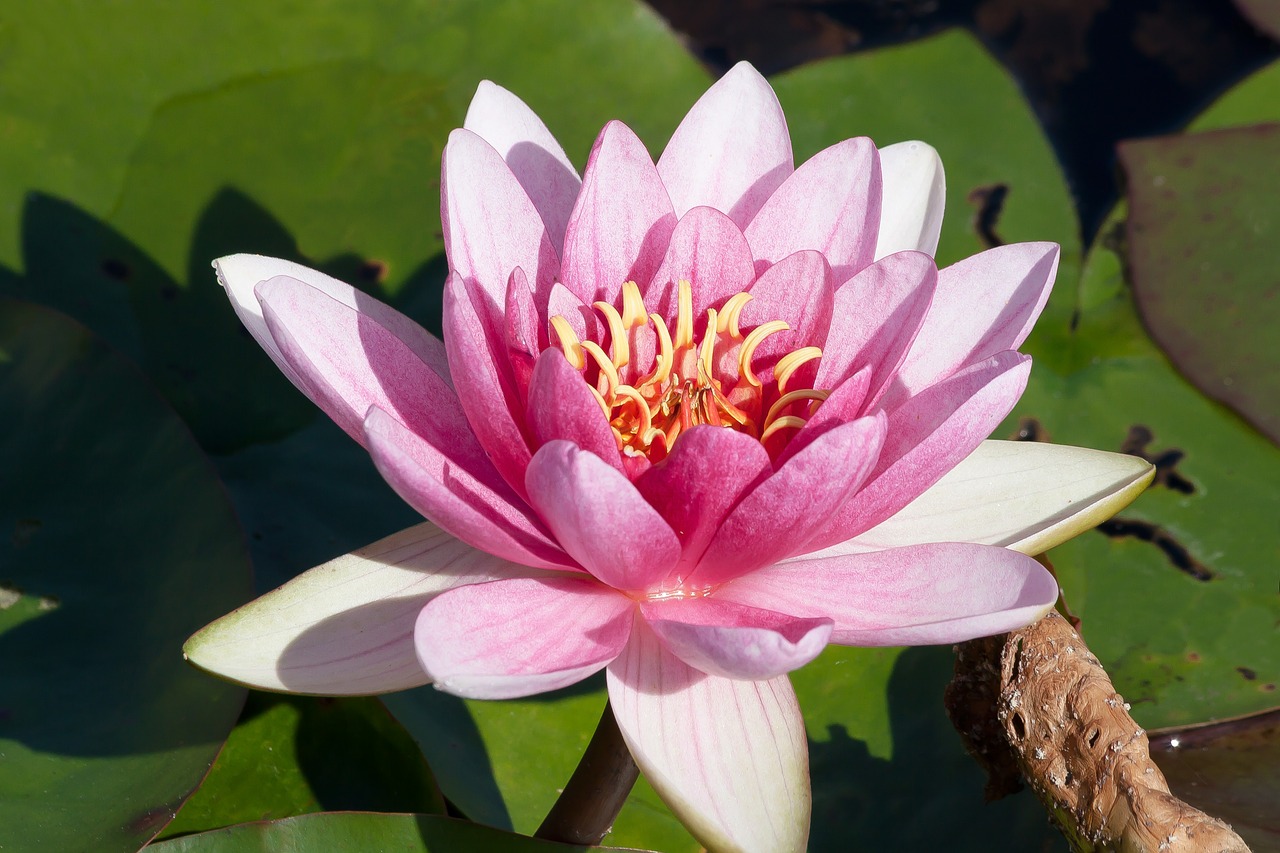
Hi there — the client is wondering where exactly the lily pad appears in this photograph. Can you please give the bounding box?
[1006,203,1280,728]
[157,693,445,840]
[0,300,250,852]
[147,811,635,852]
[1150,708,1280,852]
[1119,124,1280,446]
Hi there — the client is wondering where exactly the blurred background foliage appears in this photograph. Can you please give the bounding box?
[0,1,1276,851]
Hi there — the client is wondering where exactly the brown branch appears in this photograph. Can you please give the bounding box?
[946,611,1250,852]
[534,700,639,845]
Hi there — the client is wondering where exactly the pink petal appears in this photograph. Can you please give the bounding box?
[744,137,881,282]
[215,254,451,399]
[641,597,831,680]
[608,621,810,853]
[255,275,470,453]
[561,121,677,307]
[525,349,623,472]
[443,271,534,498]
[525,440,680,591]
[463,81,581,254]
[815,250,937,408]
[893,242,1058,399]
[633,426,772,578]
[807,351,1031,550]
[184,522,542,694]
[442,129,560,316]
[874,141,945,259]
[739,250,835,362]
[656,62,793,228]
[504,267,540,399]
[647,206,757,321]
[364,406,575,571]
[692,415,886,585]
[416,576,632,699]
[719,542,1058,646]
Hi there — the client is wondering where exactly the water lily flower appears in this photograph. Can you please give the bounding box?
[186,63,1154,852]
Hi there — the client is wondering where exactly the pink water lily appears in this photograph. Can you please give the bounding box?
[187,64,1154,852]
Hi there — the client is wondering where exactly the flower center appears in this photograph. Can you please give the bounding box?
[550,281,829,461]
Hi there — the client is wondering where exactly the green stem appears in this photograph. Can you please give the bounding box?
[534,700,639,845]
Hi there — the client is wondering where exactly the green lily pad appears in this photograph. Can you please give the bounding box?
[1150,708,1280,851]
[1007,203,1280,728]
[0,300,250,852]
[147,811,638,852]
[157,693,445,840]
[1119,124,1280,446]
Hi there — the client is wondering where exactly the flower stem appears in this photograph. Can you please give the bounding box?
[534,699,639,845]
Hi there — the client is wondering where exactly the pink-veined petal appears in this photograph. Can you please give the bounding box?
[893,242,1058,399]
[442,128,560,316]
[464,81,581,254]
[444,271,534,497]
[744,137,881,282]
[364,406,575,571]
[255,275,472,454]
[525,348,623,471]
[815,250,937,407]
[693,415,886,585]
[657,62,793,227]
[525,440,680,591]
[608,620,810,853]
[647,206,757,322]
[416,576,632,699]
[807,351,1031,550]
[641,598,831,680]
[634,425,772,577]
[874,141,945,259]
[772,366,872,468]
[561,120,676,307]
[215,254,451,397]
[720,542,1058,646]
[739,250,835,362]
[183,523,542,694]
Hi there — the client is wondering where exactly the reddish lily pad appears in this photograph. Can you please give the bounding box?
[0,300,250,851]
[1150,708,1280,852]
[1234,0,1280,40]
[1119,124,1280,446]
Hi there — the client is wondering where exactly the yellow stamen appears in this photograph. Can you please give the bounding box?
[620,281,647,329]
[737,320,789,388]
[764,389,830,430]
[581,341,619,399]
[550,315,585,370]
[612,385,654,437]
[760,415,807,442]
[674,280,694,352]
[716,292,753,338]
[775,346,823,393]
[644,313,674,387]
[698,308,719,378]
[593,300,629,368]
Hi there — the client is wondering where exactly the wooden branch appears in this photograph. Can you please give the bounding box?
[946,611,1250,852]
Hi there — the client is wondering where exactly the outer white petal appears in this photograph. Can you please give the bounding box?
[874,140,945,259]
[849,441,1155,555]
[608,621,810,853]
[183,523,546,694]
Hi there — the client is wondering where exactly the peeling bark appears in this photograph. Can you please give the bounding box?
[946,612,1250,852]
